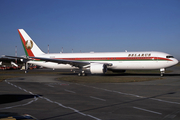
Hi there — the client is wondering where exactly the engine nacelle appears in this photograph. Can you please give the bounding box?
[90,63,107,74]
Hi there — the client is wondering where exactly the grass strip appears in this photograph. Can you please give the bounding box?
[0,68,170,83]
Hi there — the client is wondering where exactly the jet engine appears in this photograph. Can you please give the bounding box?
[90,63,107,74]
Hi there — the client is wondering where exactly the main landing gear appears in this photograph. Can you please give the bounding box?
[25,62,29,73]
[78,71,86,76]
[160,68,165,77]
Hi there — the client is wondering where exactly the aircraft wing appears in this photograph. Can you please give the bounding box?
[3,55,112,68]
[3,55,89,67]
[30,56,90,68]
[2,55,29,61]
[30,56,112,68]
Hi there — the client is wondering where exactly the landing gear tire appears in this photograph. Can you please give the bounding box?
[161,73,163,77]
[78,73,82,76]
[78,71,86,76]
[82,72,86,76]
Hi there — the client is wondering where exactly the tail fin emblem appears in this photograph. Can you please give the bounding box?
[26,40,33,49]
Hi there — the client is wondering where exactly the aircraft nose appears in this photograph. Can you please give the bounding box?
[173,58,179,65]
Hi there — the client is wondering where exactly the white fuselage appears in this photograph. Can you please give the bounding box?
[28,51,178,70]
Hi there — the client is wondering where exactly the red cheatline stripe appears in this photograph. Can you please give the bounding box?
[52,57,172,61]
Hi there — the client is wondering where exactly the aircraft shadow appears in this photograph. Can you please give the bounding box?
[0,94,40,104]
[105,73,180,77]
[58,72,180,77]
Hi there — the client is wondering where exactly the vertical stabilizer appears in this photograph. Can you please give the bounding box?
[18,29,44,57]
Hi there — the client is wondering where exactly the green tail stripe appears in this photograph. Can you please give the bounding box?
[19,35,29,56]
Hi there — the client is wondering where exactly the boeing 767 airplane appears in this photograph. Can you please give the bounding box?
[5,29,179,76]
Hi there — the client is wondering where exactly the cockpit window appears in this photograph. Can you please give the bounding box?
[166,56,174,58]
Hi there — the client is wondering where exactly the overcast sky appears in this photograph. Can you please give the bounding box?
[0,0,180,59]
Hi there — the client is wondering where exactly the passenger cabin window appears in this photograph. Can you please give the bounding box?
[166,56,174,58]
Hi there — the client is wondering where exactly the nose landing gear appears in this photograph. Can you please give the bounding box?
[160,68,165,77]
